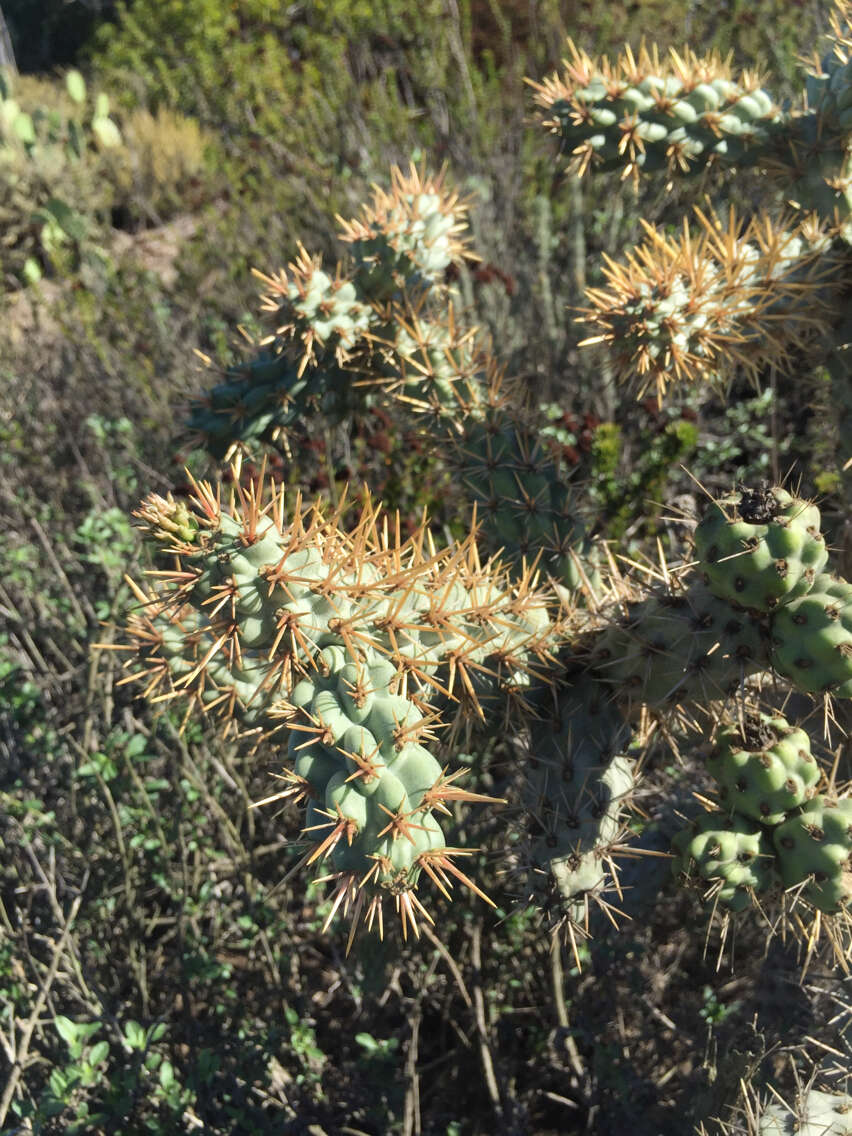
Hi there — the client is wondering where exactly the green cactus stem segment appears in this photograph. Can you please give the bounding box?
[522,674,635,927]
[771,573,852,697]
[671,811,776,912]
[707,713,819,825]
[530,41,782,183]
[772,796,852,913]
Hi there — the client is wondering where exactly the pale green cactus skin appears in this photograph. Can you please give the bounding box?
[533,56,781,179]
[671,812,777,912]
[773,797,852,914]
[759,1087,852,1134]
[771,574,852,698]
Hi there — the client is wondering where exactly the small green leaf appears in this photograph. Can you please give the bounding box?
[124,1020,146,1050]
[159,1060,175,1089]
[126,734,147,758]
[54,1015,79,1044]
[41,197,88,242]
[22,257,42,284]
[89,1040,110,1065]
[12,111,35,144]
[354,1032,378,1053]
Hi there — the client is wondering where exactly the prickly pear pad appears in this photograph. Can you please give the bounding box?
[694,486,827,612]
[707,713,819,825]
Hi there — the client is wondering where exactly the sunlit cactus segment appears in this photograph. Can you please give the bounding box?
[579,209,838,401]
[124,468,560,739]
[184,162,474,461]
[338,163,472,300]
[530,40,781,182]
[773,796,852,914]
[117,465,573,938]
[253,246,373,376]
[771,573,852,697]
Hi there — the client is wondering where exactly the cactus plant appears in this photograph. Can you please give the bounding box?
[106,2,852,979]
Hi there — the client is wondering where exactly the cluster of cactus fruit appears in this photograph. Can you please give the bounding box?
[111,2,852,969]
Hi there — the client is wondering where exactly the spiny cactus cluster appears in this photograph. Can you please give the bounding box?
[111,1,852,972]
[527,42,782,182]
[120,471,560,939]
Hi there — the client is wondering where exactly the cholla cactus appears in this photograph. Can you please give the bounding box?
[110,1,852,974]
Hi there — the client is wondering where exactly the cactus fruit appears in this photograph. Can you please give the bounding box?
[707,713,820,826]
[771,573,852,697]
[694,486,828,613]
[772,796,852,913]
[671,811,776,912]
[759,1087,852,1135]
[530,42,781,183]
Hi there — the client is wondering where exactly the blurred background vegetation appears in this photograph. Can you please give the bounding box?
[0,2,846,1133]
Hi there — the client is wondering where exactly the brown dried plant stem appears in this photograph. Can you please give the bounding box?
[469,919,506,1127]
[0,894,82,1126]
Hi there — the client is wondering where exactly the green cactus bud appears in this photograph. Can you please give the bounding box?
[695,486,827,612]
